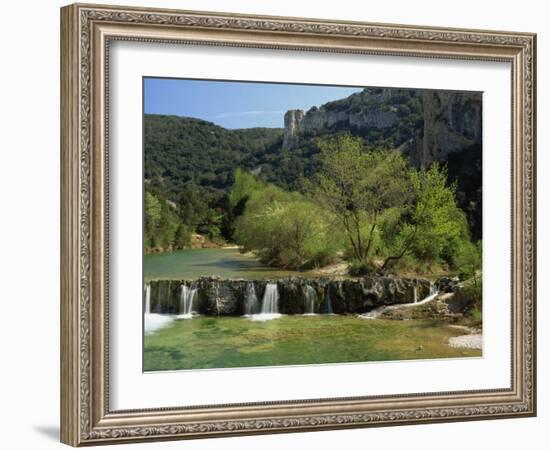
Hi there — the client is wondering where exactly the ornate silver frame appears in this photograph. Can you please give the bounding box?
[60,3,536,446]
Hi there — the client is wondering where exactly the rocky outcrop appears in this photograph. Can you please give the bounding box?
[378,287,477,321]
[282,109,305,150]
[413,90,482,168]
[281,89,400,150]
[378,292,460,320]
[147,276,432,316]
[281,87,482,169]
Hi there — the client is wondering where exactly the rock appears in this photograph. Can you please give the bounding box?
[148,276,433,316]
[377,290,475,321]
[148,280,181,314]
[277,279,305,314]
[281,87,482,171]
[415,90,482,168]
[448,284,479,314]
[282,109,305,150]
[436,276,460,293]
[448,333,482,350]
[197,277,246,315]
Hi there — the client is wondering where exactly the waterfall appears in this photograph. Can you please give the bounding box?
[359,282,439,320]
[325,287,334,314]
[261,283,279,313]
[420,282,439,303]
[303,285,317,315]
[244,282,260,316]
[144,283,174,333]
[177,284,197,319]
[249,283,281,321]
[144,284,151,314]
[413,286,418,303]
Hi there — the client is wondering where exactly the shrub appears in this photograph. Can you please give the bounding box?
[232,175,341,269]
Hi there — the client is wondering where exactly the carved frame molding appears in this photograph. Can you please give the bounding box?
[60,3,536,446]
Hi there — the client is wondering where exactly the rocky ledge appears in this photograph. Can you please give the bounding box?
[146,276,432,316]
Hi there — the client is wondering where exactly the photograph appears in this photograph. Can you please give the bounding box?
[142,78,483,371]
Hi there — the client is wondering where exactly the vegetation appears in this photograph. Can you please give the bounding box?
[230,135,481,275]
[143,87,481,274]
[144,190,191,252]
[310,135,410,270]
[144,86,481,243]
[231,170,341,269]
[145,129,481,279]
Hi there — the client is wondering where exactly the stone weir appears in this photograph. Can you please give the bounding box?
[147,276,432,316]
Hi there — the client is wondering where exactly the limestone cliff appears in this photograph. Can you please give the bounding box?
[282,88,402,150]
[415,90,482,167]
[282,109,305,150]
[281,87,482,168]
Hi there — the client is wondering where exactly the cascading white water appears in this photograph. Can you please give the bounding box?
[244,282,259,316]
[359,282,440,319]
[261,283,279,313]
[413,286,418,303]
[325,287,334,314]
[144,284,151,314]
[144,284,175,333]
[177,285,197,319]
[249,283,281,321]
[303,285,317,315]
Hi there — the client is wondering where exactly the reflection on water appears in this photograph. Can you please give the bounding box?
[144,248,313,281]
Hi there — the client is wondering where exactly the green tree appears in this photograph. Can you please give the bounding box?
[310,135,410,267]
[380,164,467,271]
[178,186,207,230]
[144,189,191,252]
[229,168,265,208]
[232,173,339,269]
[454,239,482,283]
[174,223,192,249]
[144,191,162,248]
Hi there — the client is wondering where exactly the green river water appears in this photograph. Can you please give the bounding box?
[143,248,480,371]
[144,248,312,281]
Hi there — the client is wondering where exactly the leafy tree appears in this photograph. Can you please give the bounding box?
[453,239,482,283]
[197,208,224,241]
[178,186,207,230]
[229,168,265,208]
[144,189,191,252]
[310,135,409,266]
[174,224,192,249]
[232,173,340,269]
[380,164,467,271]
[144,191,162,248]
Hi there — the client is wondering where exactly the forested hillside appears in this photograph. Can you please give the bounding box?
[143,86,482,255]
[144,115,283,200]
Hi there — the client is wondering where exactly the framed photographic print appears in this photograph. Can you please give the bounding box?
[60,3,537,446]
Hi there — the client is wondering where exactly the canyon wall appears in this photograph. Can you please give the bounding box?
[282,88,482,168]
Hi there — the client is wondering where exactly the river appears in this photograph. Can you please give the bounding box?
[144,248,310,281]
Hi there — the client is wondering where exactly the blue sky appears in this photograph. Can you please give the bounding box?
[144,78,362,129]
